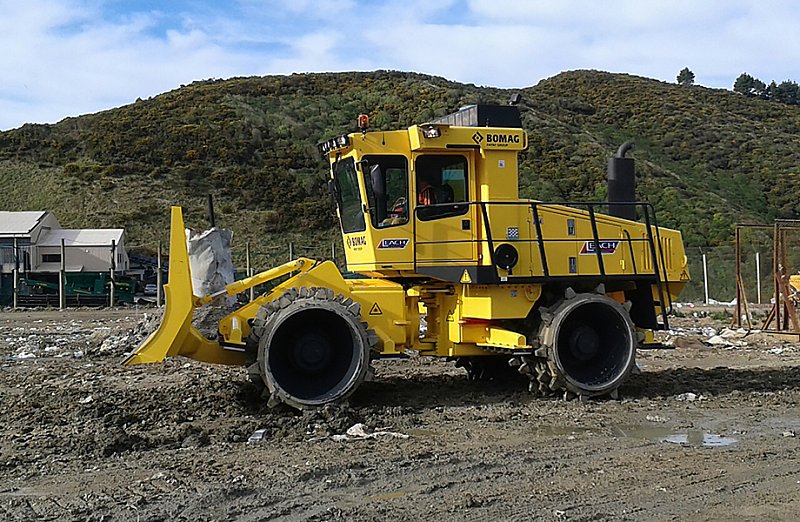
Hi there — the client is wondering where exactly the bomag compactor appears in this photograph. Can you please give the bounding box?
[127,104,690,408]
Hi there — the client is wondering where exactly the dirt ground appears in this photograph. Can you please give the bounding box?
[2,305,800,521]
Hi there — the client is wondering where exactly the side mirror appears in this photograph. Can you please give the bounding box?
[370,164,385,198]
[327,179,337,204]
[369,164,386,221]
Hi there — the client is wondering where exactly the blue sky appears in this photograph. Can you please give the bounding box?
[1,0,798,130]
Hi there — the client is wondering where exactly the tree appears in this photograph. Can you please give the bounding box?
[733,73,753,94]
[766,80,778,100]
[676,67,695,86]
[775,80,800,104]
[753,78,767,98]
[733,73,766,97]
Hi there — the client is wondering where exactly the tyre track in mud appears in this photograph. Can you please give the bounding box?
[3,310,800,520]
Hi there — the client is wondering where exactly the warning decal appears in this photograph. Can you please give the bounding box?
[369,303,383,315]
[460,269,472,283]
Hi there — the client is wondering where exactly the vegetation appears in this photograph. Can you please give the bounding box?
[676,68,695,86]
[1,69,800,270]
[734,72,800,105]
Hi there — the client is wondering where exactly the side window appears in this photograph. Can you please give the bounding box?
[415,155,469,221]
[362,155,409,229]
[333,157,366,234]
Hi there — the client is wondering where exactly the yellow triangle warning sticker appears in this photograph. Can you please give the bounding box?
[460,269,472,284]
[369,303,383,315]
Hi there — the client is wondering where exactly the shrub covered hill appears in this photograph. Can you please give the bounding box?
[1,69,799,268]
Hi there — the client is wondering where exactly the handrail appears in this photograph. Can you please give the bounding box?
[642,206,670,329]
[623,229,638,275]
[412,199,674,327]
[646,205,674,320]
[478,202,496,269]
[587,205,606,277]
[531,203,549,277]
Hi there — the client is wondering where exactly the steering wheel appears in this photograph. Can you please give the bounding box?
[389,196,407,215]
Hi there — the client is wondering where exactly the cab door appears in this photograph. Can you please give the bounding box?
[412,153,478,271]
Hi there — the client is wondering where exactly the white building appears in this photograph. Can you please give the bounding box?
[0,211,128,274]
[35,228,129,272]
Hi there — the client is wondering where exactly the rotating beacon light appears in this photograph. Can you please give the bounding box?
[357,113,369,138]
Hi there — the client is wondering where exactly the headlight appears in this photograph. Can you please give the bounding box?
[422,125,441,139]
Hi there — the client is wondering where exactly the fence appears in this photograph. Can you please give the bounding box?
[682,226,785,305]
[229,238,347,275]
[5,225,788,309]
[0,241,129,308]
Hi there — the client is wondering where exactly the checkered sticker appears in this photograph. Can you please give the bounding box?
[506,227,519,240]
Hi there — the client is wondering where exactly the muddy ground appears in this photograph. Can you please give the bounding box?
[1,306,800,521]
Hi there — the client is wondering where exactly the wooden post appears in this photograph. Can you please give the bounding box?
[756,252,762,305]
[207,193,216,228]
[774,223,781,329]
[12,238,18,309]
[59,238,66,310]
[109,239,116,307]
[156,241,163,307]
[246,242,254,302]
[734,227,741,324]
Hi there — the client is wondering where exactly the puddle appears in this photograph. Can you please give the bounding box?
[532,425,737,447]
[661,432,737,447]
[613,426,737,447]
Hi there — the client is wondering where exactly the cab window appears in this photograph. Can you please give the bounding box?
[333,157,366,234]
[362,155,409,229]
[415,155,469,221]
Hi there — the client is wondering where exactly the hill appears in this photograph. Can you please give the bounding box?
[1,70,799,274]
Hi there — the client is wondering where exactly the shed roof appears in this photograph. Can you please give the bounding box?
[37,229,125,247]
[0,211,49,236]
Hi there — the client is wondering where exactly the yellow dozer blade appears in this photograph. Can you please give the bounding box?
[124,207,247,366]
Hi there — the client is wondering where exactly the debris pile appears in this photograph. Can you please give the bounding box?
[2,311,163,360]
[93,311,164,357]
[703,327,749,349]
[661,324,795,353]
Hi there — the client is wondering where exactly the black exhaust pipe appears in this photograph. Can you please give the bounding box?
[607,142,636,220]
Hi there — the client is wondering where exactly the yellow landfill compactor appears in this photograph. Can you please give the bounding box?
[127,104,690,408]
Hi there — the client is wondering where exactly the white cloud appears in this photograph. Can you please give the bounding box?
[0,0,798,130]
[264,30,348,74]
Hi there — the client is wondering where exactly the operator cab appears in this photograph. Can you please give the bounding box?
[321,105,526,281]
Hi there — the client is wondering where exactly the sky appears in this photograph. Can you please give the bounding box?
[1,0,798,130]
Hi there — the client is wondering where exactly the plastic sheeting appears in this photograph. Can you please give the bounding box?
[187,227,235,305]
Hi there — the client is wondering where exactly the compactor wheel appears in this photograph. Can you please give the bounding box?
[247,287,378,409]
[516,287,637,400]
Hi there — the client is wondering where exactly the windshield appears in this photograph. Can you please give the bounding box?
[333,157,366,234]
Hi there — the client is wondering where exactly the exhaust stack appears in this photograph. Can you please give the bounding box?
[607,142,636,220]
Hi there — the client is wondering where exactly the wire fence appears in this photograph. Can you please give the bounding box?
[229,240,347,275]
[243,240,776,306]
[128,238,789,305]
[682,225,785,305]
[6,225,793,307]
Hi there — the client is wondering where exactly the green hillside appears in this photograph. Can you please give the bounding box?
[1,69,799,274]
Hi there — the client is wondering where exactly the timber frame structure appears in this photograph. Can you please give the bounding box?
[734,221,800,336]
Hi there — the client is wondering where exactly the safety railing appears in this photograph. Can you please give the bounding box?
[412,200,673,328]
